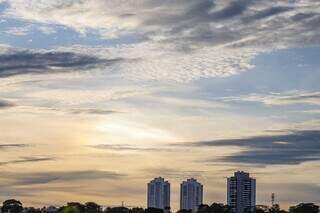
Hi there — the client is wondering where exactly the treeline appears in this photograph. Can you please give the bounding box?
[196,203,319,213]
[1,199,319,213]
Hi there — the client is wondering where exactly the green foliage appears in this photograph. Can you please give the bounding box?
[62,206,81,213]
[59,202,102,213]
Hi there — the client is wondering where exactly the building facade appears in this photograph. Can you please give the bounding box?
[147,177,170,210]
[180,178,203,213]
[227,171,256,213]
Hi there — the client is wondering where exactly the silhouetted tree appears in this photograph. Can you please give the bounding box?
[251,205,269,213]
[105,207,129,213]
[164,207,171,213]
[247,207,265,213]
[254,209,265,213]
[289,203,319,213]
[145,208,163,213]
[176,210,191,213]
[197,203,231,213]
[211,203,231,213]
[198,204,210,213]
[85,202,101,213]
[21,207,41,213]
[130,208,145,213]
[269,204,288,213]
[1,199,23,213]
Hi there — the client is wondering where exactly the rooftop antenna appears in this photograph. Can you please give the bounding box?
[271,193,275,207]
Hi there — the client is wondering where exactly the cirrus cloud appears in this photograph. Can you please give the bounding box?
[220,91,320,106]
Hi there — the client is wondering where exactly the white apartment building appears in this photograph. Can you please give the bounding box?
[227,171,256,213]
[180,178,203,213]
[147,177,170,210]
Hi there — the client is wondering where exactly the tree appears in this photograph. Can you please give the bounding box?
[145,208,163,213]
[289,203,319,213]
[105,207,129,213]
[247,207,265,213]
[1,199,23,213]
[59,203,85,213]
[61,207,81,213]
[269,205,281,213]
[196,203,231,213]
[197,204,210,213]
[269,204,288,213]
[164,207,171,213]
[210,203,231,213]
[67,202,86,213]
[85,202,101,213]
[176,210,191,213]
[130,208,145,213]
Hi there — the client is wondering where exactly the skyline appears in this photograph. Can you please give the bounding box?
[0,0,320,210]
[0,172,310,212]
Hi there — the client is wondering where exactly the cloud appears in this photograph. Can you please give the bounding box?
[0,49,122,78]
[142,167,205,179]
[3,24,57,37]
[66,42,259,82]
[37,25,56,35]
[176,130,320,165]
[2,170,126,185]
[69,109,121,115]
[0,170,130,206]
[0,0,319,82]
[209,0,252,20]
[221,91,320,106]
[3,0,319,47]
[0,156,55,166]
[0,99,15,108]
[23,88,141,106]
[89,144,174,152]
[243,6,293,22]
[5,26,31,36]
[0,144,28,149]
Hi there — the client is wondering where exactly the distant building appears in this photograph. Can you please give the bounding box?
[147,177,170,210]
[227,171,256,213]
[180,178,203,213]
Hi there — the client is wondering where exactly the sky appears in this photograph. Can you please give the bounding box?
[0,0,320,210]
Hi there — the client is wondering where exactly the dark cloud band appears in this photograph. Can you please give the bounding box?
[175,130,320,165]
[0,100,15,108]
[0,50,123,78]
[0,156,55,166]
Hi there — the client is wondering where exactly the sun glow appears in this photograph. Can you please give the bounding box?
[96,119,178,143]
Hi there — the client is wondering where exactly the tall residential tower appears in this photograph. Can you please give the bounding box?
[147,177,170,210]
[180,178,203,213]
[227,171,256,213]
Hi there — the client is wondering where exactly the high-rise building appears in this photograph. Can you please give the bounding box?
[227,171,256,213]
[147,177,170,210]
[180,178,203,213]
